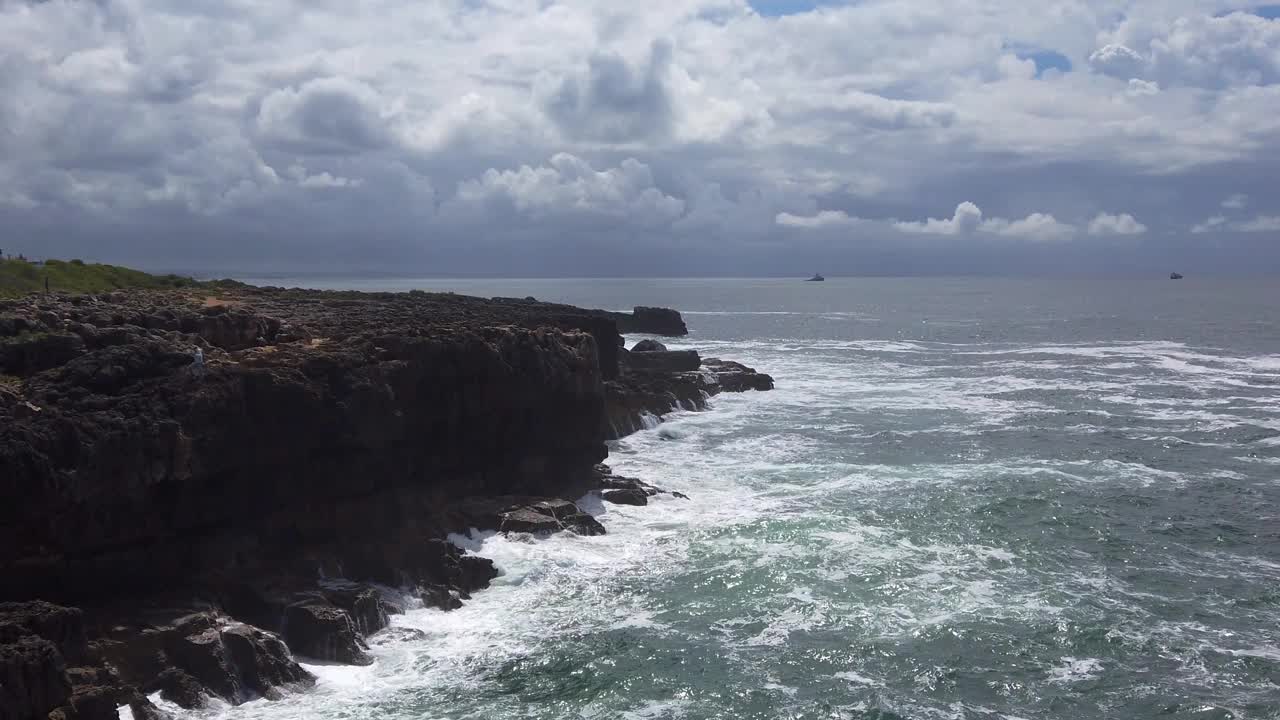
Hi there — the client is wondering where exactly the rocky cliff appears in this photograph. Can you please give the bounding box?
[0,286,771,719]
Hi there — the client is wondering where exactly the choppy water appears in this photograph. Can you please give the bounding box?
[184,278,1280,719]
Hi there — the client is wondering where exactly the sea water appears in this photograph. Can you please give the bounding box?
[176,277,1280,719]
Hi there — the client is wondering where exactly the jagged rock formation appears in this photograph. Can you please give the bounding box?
[0,286,770,718]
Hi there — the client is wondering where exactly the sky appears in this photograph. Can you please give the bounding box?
[1,0,1279,276]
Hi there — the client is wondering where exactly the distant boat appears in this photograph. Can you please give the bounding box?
[1170,272,1183,280]
[806,273,825,282]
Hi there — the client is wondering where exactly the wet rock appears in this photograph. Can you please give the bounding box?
[562,512,607,536]
[420,586,463,612]
[220,624,313,700]
[368,627,427,646]
[498,507,561,534]
[630,339,667,353]
[494,501,606,537]
[602,489,649,506]
[322,584,389,638]
[168,627,241,701]
[703,358,774,392]
[154,667,207,709]
[282,603,372,666]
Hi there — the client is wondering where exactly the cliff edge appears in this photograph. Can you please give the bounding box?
[0,286,771,719]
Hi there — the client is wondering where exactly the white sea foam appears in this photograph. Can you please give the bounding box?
[1047,657,1104,684]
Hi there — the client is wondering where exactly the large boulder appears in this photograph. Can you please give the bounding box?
[614,307,688,336]
[282,603,372,666]
[220,624,314,700]
[321,585,388,638]
[630,339,667,353]
[602,489,649,506]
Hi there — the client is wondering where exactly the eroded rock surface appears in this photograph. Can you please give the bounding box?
[0,286,771,716]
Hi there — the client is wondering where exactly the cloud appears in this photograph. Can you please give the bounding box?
[1089,44,1146,79]
[1096,12,1280,90]
[1088,212,1148,235]
[1,0,1279,273]
[1234,215,1280,232]
[1222,193,1249,209]
[537,41,675,143]
[776,210,862,228]
[1126,78,1161,96]
[254,78,393,155]
[895,202,986,235]
[895,203,1075,241]
[983,213,1077,241]
[1192,213,1280,232]
[445,153,685,227]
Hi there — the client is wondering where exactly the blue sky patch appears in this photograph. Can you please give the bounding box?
[1018,49,1073,77]
[749,0,827,17]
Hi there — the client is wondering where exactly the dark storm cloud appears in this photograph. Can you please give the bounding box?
[539,40,675,143]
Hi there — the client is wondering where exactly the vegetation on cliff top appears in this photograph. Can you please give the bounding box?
[0,257,213,298]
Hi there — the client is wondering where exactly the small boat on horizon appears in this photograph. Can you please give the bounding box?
[1170,272,1184,280]
[806,273,825,282]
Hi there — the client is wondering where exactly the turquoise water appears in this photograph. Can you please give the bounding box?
[186,278,1280,719]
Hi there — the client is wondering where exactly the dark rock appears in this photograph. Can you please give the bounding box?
[599,476,659,495]
[282,603,371,666]
[154,668,207,709]
[220,624,313,700]
[704,358,775,392]
[489,499,605,537]
[0,601,88,664]
[0,332,86,376]
[630,339,667,353]
[531,498,580,520]
[498,507,561,534]
[613,307,688,336]
[562,512,606,536]
[168,627,241,701]
[601,489,649,506]
[0,636,70,720]
[322,584,388,637]
[624,349,701,373]
[420,586,462,611]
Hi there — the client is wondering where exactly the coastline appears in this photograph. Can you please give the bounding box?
[0,285,773,720]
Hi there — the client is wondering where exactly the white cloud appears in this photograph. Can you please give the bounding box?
[983,213,1077,242]
[1089,44,1146,79]
[1222,194,1248,209]
[894,202,1074,241]
[1191,215,1227,234]
[1088,212,1148,236]
[1192,214,1280,233]
[1126,78,1160,96]
[1234,215,1280,232]
[448,153,685,226]
[776,210,862,228]
[895,202,986,235]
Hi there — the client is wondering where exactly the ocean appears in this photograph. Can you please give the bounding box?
[180,277,1280,719]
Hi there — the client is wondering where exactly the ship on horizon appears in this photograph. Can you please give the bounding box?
[806,273,825,282]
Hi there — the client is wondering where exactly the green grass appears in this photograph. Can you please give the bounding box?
[0,258,208,298]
